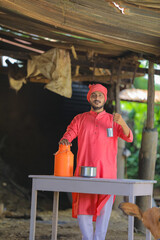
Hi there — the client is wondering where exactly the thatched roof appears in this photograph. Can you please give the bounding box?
[0,1,160,60]
[119,88,160,103]
[0,0,160,91]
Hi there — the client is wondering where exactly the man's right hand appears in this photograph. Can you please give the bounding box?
[59,139,72,146]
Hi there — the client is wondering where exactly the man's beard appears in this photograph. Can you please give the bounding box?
[90,101,105,110]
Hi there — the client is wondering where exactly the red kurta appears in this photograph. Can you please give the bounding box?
[62,110,133,221]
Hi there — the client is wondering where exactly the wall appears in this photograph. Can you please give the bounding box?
[0,74,90,188]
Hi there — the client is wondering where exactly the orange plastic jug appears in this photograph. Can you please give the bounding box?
[54,144,74,177]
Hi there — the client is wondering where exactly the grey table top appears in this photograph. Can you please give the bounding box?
[29,175,157,184]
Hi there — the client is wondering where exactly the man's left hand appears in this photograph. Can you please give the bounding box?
[113,113,124,126]
[113,113,130,137]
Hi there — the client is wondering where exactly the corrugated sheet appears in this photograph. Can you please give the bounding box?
[63,83,90,120]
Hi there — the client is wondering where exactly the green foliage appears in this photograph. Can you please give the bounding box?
[134,76,148,90]
[134,60,160,90]
[126,150,139,179]
[121,101,160,186]
[121,101,147,148]
[134,75,160,90]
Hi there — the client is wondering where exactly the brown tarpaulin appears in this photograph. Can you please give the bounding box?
[9,48,72,98]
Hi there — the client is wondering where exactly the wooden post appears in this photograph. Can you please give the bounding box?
[135,61,158,232]
[113,62,125,209]
[147,61,155,129]
[115,82,121,114]
[115,60,122,114]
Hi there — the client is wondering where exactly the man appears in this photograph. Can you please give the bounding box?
[59,84,133,240]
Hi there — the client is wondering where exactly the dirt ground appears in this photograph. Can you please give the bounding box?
[0,186,148,240]
[0,208,148,240]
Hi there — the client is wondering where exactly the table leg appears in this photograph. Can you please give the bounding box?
[128,195,135,240]
[51,192,59,240]
[146,195,152,240]
[29,180,37,240]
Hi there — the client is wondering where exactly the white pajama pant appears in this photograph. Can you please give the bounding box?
[77,195,114,240]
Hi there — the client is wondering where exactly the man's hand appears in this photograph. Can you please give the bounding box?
[113,113,124,126]
[59,139,72,146]
[113,113,130,137]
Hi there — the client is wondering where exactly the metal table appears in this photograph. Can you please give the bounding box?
[29,175,156,240]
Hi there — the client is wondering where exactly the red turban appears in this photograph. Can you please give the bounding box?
[87,84,107,102]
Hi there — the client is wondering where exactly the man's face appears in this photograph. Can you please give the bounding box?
[90,91,106,110]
